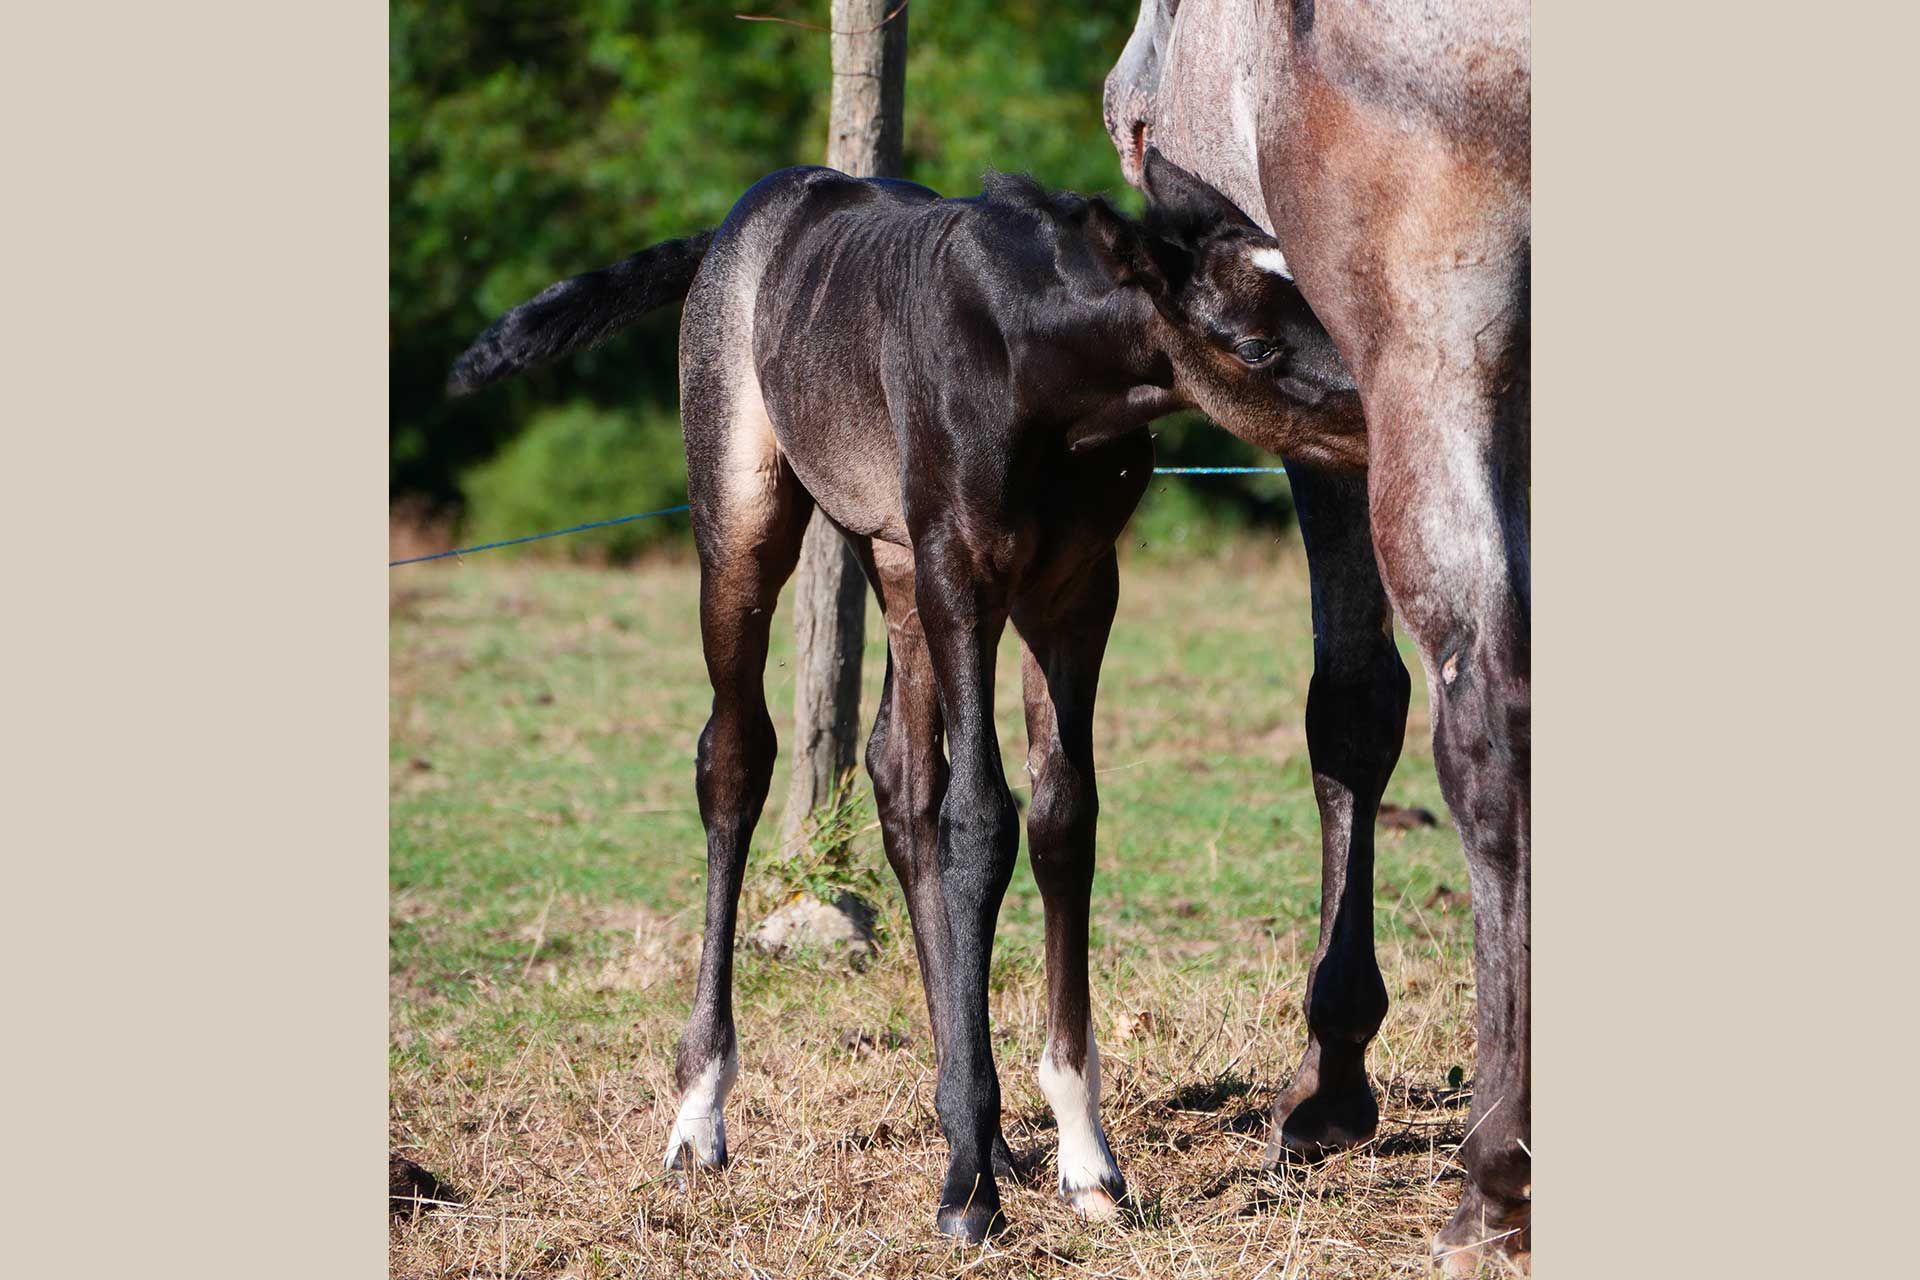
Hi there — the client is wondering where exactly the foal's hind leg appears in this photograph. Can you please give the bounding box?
[855,536,1023,1182]
[857,539,958,1056]
[664,400,813,1173]
[1264,465,1410,1164]
[1013,551,1127,1221]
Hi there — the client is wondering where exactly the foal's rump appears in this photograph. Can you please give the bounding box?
[678,167,949,547]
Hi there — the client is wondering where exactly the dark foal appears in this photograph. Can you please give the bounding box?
[451,153,1365,1242]
[1107,2,1531,1271]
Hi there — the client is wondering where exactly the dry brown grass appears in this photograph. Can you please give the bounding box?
[391,551,1486,1277]
[391,908,1479,1278]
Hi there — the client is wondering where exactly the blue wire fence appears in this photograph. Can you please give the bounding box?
[389,466,1287,567]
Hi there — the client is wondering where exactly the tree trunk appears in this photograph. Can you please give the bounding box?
[777,1,908,853]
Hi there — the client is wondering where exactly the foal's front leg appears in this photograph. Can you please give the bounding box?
[914,527,1020,1243]
[854,537,1024,1182]
[1014,552,1127,1221]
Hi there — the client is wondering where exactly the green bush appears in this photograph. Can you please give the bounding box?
[459,400,690,561]
[395,3,1301,561]
[392,2,1148,518]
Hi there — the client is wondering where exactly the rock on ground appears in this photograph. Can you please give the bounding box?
[747,893,876,966]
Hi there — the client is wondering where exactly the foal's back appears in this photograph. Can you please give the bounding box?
[684,166,1150,549]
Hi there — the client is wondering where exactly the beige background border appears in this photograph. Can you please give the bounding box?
[7,4,1911,1276]
[1536,5,1914,1276]
[9,5,389,1276]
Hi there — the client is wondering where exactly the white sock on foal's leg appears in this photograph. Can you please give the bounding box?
[664,1044,740,1170]
[1038,1026,1123,1219]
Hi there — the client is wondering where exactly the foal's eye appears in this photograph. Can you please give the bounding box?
[1234,339,1277,365]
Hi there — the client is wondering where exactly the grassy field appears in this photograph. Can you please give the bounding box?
[390,530,1481,1278]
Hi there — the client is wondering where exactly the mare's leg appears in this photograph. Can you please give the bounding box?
[663,378,813,1172]
[1367,332,1531,1273]
[912,525,1020,1243]
[1264,464,1410,1163]
[1013,551,1127,1221]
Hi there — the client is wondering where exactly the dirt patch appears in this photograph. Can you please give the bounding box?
[389,497,453,565]
[589,908,698,994]
[837,1027,913,1057]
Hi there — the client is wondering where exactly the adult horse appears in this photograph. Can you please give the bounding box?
[1105,1,1531,1272]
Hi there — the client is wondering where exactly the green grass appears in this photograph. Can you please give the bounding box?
[390,533,1479,1278]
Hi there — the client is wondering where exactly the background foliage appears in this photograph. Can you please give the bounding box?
[391,1,1288,559]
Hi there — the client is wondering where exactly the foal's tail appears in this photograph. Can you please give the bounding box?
[446,230,716,395]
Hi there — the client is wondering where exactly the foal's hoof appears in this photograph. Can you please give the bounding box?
[1432,1187,1530,1276]
[663,1133,727,1176]
[935,1198,1006,1244]
[1060,1174,1126,1223]
[1263,1046,1378,1164]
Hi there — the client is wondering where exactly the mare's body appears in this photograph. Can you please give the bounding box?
[1105,2,1532,1270]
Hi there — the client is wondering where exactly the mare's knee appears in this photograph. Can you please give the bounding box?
[1428,633,1530,868]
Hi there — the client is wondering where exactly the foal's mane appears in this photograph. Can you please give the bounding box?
[979,170,1126,229]
[978,170,1163,295]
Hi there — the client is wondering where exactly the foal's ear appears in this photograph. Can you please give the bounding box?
[1083,196,1170,298]
[1141,147,1263,244]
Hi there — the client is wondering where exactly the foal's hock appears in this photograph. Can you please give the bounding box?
[450,152,1360,1241]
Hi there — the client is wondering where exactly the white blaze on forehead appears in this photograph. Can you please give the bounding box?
[1248,246,1292,279]
[664,1046,740,1169]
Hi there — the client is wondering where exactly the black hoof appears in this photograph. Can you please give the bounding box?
[1264,1043,1379,1165]
[935,1198,1005,1244]
[1263,1090,1377,1165]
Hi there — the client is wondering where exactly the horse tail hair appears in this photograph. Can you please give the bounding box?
[447,230,716,396]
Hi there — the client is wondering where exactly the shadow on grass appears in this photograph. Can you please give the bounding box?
[1166,1073,1255,1113]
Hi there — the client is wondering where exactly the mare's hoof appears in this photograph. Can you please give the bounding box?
[1060,1179,1125,1223]
[1432,1187,1530,1276]
[935,1199,1005,1244]
[1262,1102,1376,1164]
[1262,1051,1379,1164]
